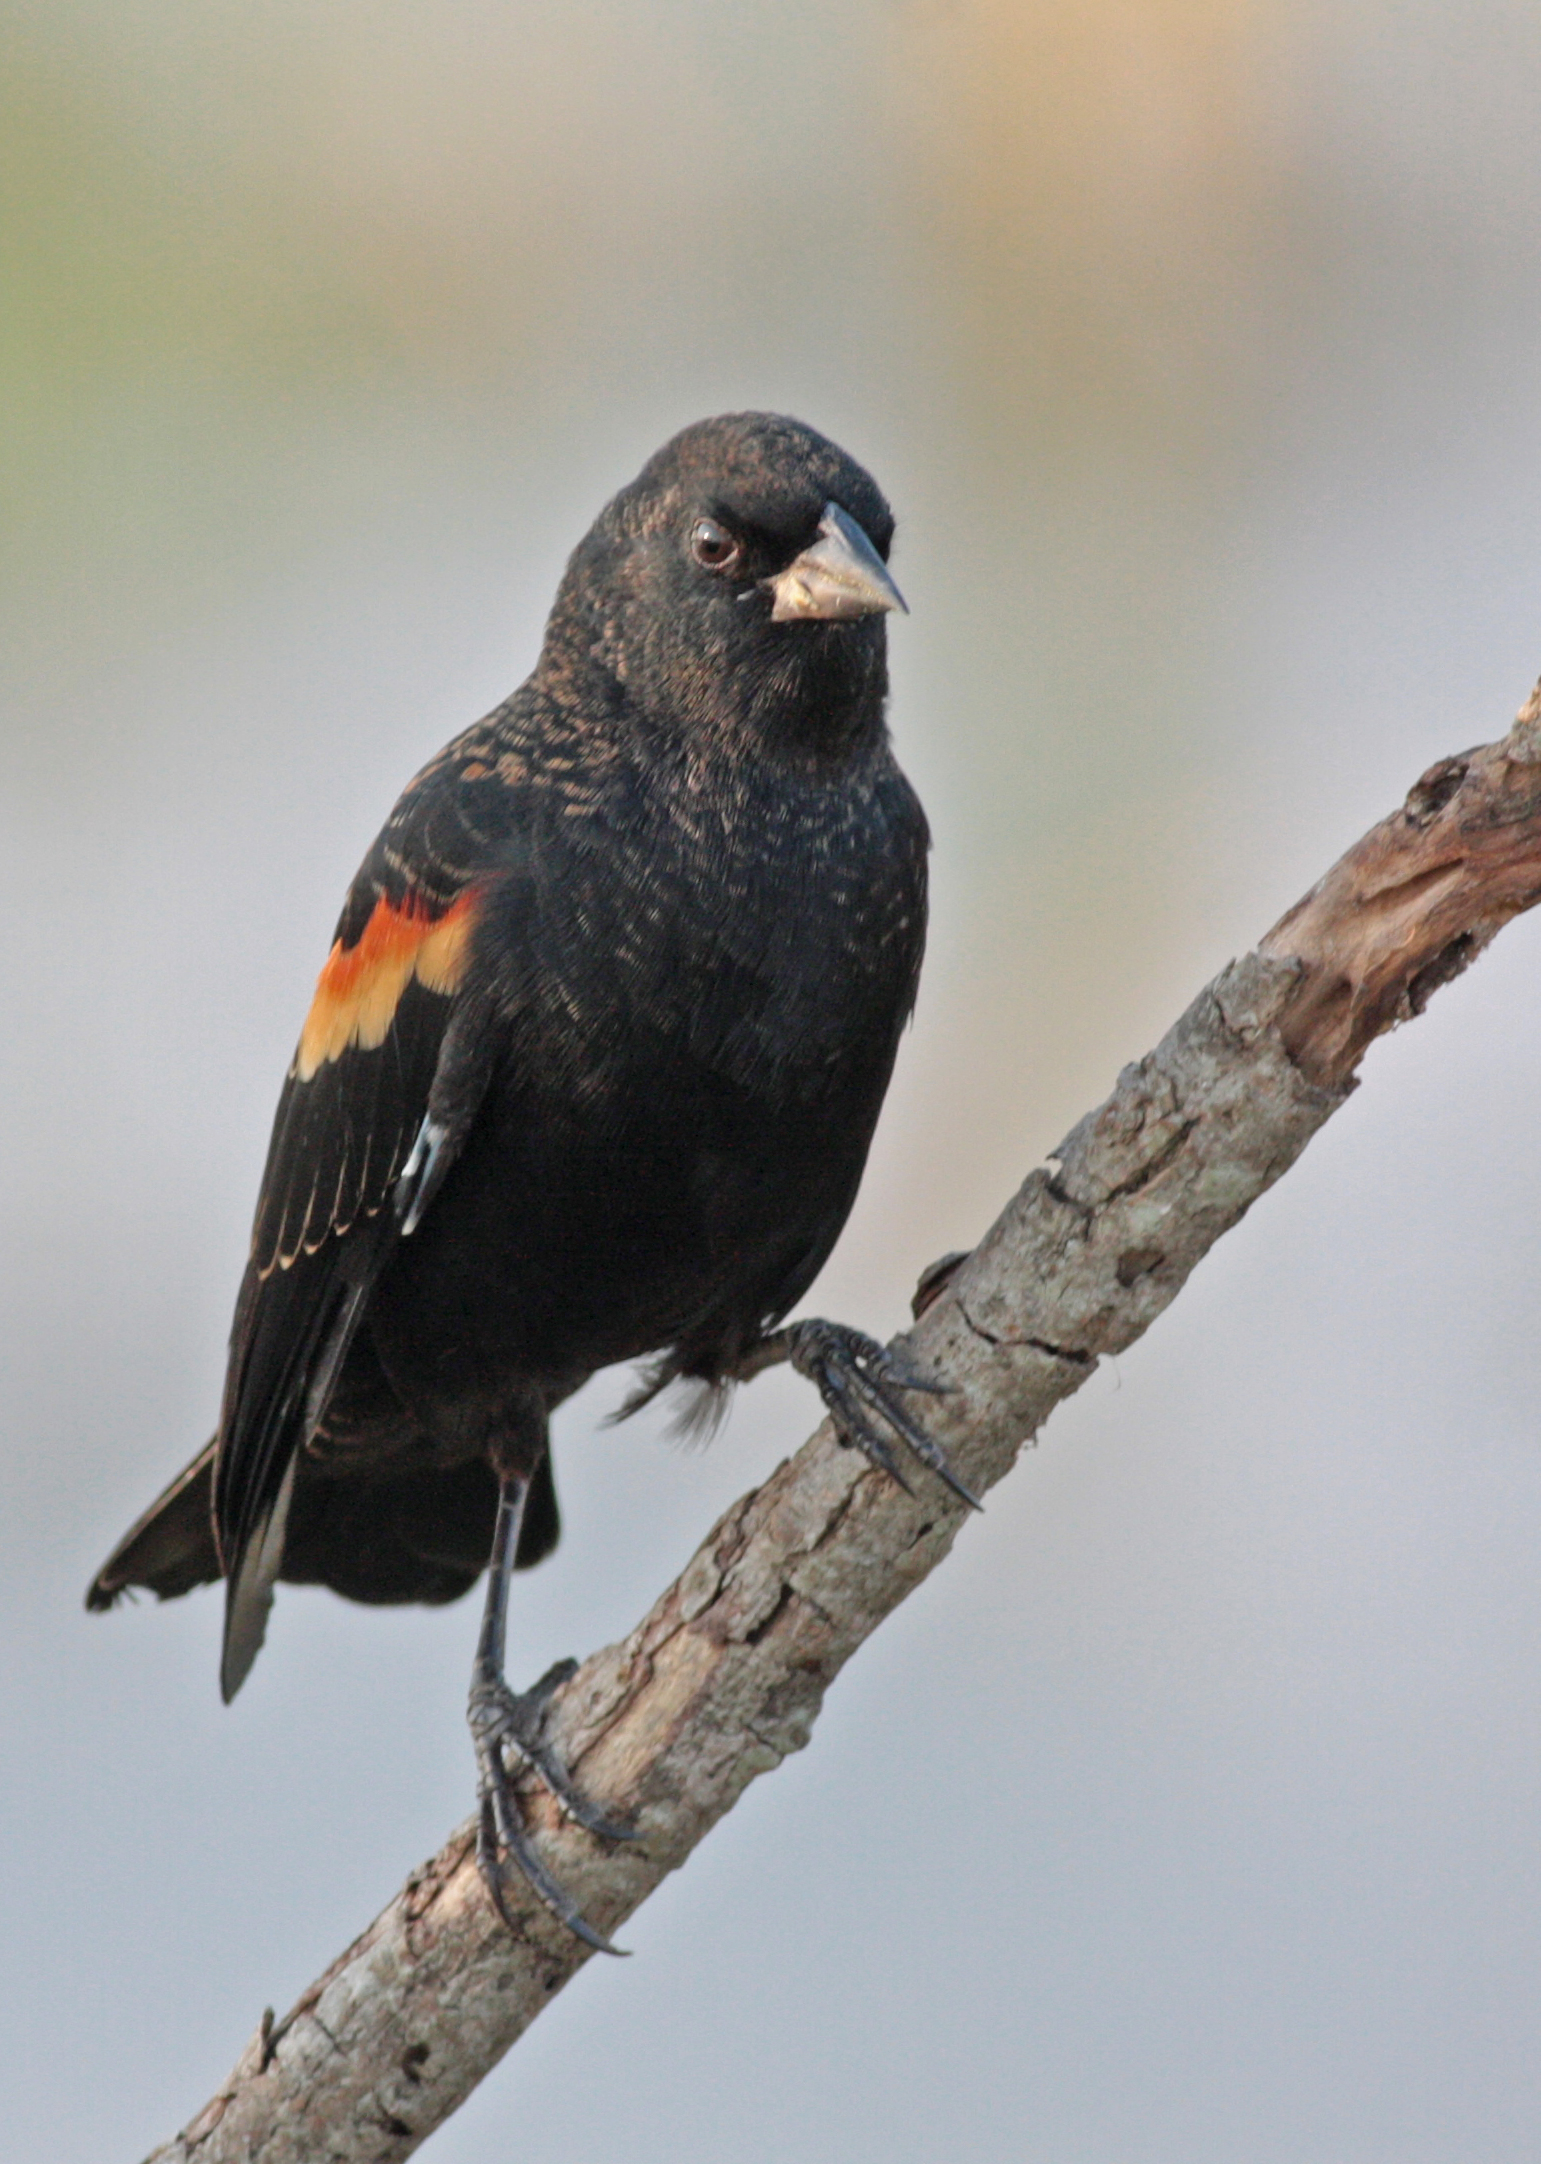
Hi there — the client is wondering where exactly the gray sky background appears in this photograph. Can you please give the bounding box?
[7,2,1541,2157]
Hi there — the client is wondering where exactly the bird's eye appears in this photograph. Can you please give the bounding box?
[691,517,742,574]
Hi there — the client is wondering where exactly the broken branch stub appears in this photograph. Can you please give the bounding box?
[1261,683,1541,1085]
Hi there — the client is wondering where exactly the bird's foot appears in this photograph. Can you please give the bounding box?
[781,1319,982,1511]
[469,1656,636,1955]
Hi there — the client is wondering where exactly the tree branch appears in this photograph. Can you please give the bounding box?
[146,683,1541,2164]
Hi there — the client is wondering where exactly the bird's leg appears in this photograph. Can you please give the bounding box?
[743,1321,982,1512]
[469,1469,635,1955]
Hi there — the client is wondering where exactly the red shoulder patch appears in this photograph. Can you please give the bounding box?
[295,890,478,1081]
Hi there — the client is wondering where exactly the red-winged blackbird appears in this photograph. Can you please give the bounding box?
[88,413,973,1948]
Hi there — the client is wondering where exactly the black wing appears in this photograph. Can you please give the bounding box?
[214,717,528,1696]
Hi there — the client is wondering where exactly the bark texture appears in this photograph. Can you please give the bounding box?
[147,687,1541,2164]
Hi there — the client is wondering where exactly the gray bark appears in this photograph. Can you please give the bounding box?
[147,687,1541,2163]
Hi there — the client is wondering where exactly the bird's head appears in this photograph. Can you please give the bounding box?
[542,413,905,758]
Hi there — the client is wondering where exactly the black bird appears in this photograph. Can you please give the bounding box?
[89,412,973,1949]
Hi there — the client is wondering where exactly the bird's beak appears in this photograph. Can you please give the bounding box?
[765,501,908,623]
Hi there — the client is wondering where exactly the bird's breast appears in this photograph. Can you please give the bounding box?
[510,750,928,1098]
[374,747,927,1413]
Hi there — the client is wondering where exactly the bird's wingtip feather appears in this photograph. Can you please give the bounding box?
[219,1451,298,1701]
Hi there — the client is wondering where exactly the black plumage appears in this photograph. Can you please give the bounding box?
[89,413,970,1945]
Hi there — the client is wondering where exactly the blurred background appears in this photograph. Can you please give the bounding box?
[7,1,1541,2157]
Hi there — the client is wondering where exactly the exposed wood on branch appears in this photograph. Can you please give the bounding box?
[146,685,1541,2164]
[1262,683,1541,1084]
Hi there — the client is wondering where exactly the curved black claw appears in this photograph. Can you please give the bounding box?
[785,1320,982,1512]
[469,1664,636,1956]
